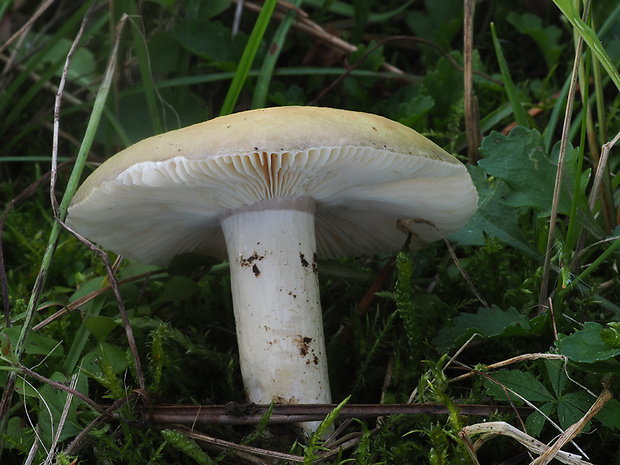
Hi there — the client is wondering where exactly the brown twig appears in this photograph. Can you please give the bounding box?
[32,270,164,332]
[18,366,106,414]
[50,0,93,216]
[142,402,530,426]
[449,353,567,384]
[59,220,146,391]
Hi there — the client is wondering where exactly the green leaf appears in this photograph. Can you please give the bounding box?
[421,51,465,125]
[85,316,118,342]
[62,277,107,374]
[478,127,578,213]
[556,322,620,363]
[3,416,35,453]
[449,165,539,258]
[553,0,620,92]
[485,369,555,403]
[433,305,532,351]
[174,19,244,67]
[82,343,130,378]
[383,84,435,131]
[161,429,217,465]
[81,343,129,399]
[10,33,97,86]
[152,275,200,305]
[1,327,63,357]
[544,358,567,398]
[405,0,463,51]
[306,396,350,456]
[507,12,565,70]
[491,22,530,128]
[600,322,620,348]
[525,401,554,437]
[37,372,89,447]
[558,391,592,431]
[220,0,278,115]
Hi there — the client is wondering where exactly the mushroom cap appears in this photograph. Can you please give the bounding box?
[67,106,478,265]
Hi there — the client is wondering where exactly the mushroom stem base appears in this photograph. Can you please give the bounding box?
[221,198,332,417]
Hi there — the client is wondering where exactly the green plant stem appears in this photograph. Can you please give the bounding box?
[220,0,278,116]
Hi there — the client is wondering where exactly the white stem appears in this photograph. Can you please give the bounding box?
[220,198,332,413]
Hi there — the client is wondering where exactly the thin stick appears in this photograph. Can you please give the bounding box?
[63,393,139,455]
[32,270,164,331]
[60,220,146,391]
[309,34,501,105]
[450,353,567,384]
[232,0,244,36]
[18,366,105,413]
[50,2,94,215]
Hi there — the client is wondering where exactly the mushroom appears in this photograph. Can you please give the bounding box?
[66,106,478,432]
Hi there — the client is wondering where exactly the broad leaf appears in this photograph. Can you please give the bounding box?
[556,322,620,363]
[485,369,555,403]
[507,12,564,69]
[450,165,539,258]
[433,305,532,350]
[478,127,578,214]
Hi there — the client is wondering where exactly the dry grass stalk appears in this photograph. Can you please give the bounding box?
[463,0,481,164]
[460,421,593,465]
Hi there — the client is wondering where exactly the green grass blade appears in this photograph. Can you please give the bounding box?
[553,0,620,92]
[129,14,162,134]
[252,0,302,109]
[220,0,278,116]
[543,75,571,153]
[491,22,530,128]
[565,55,590,252]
